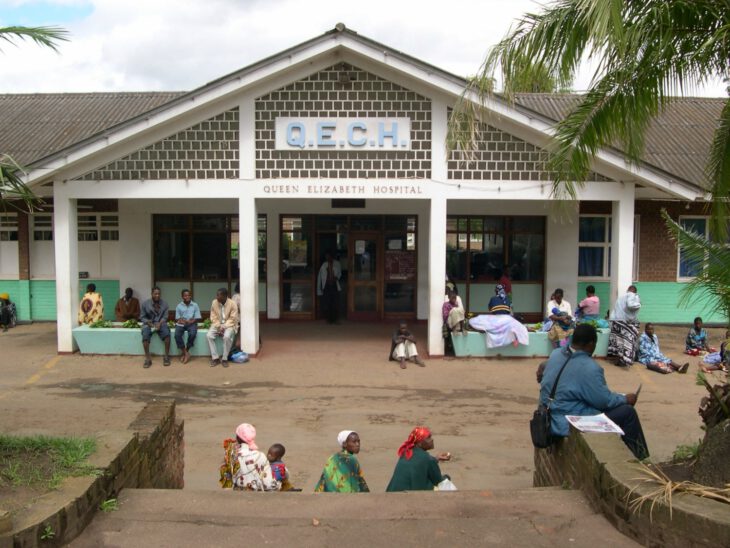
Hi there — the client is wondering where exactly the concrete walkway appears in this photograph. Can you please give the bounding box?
[68,488,640,547]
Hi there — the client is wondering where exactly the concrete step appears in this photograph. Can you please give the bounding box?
[68,487,640,547]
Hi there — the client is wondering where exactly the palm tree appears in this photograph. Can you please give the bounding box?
[0,25,68,211]
[449,0,730,239]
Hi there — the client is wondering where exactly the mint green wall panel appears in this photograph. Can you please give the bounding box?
[78,280,120,321]
[635,282,727,325]
[30,280,57,320]
[577,282,610,319]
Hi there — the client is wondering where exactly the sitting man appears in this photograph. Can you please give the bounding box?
[174,289,201,364]
[638,323,689,374]
[389,321,425,369]
[0,292,16,332]
[78,283,104,325]
[539,324,648,459]
[140,286,171,368]
[114,287,140,322]
[207,287,238,368]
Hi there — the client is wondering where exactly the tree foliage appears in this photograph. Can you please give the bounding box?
[0,25,68,212]
[450,0,730,239]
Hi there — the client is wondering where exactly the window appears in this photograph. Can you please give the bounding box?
[677,216,708,279]
[78,214,119,241]
[578,215,611,278]
[0,214,18,241]
[32,214,53,241]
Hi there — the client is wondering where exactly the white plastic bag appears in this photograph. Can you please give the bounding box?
[435,478,457,491]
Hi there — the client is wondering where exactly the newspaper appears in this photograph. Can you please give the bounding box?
[565,413,625,435]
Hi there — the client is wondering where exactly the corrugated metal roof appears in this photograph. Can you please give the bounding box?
[513,93,726,189]
[0,92,184,166]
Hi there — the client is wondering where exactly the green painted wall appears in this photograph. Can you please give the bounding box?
[577,282,610,319]
[578,281,728,325]
[0,279,120,321]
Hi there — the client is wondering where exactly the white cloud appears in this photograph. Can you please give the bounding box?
[0,0,726,96]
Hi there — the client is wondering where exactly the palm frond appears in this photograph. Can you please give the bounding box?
[0,26,69,52]
[706,99,730,241]
[663,209,730,321]
[0,154,42,212]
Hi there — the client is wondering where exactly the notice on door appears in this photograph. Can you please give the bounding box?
[385,250,416,281]
[355,240,366,255]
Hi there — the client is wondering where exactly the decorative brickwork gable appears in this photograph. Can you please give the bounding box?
[447,112,611,182]
[78,109,239,180]
[255,63,431,179]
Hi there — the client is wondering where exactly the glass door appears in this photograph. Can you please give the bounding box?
[348,232,381,320]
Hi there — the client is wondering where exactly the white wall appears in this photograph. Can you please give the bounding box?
[30,240,55,279]
[0,242,19,278]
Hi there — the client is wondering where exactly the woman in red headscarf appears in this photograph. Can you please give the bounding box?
[386,426,451,491]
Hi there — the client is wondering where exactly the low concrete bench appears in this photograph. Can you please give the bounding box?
[450,329,609,358]
[72,324,228,356]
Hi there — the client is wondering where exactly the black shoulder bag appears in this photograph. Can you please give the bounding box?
[530,351,573,448]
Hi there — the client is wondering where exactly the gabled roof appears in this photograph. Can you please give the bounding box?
[514,93,724,191]
[0,92,183,166]
[0,24,720,199]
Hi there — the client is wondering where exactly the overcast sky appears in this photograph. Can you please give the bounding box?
[0,0,727,96]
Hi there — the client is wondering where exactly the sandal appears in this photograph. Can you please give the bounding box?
[163,355,171,367]
[143,359,152,369]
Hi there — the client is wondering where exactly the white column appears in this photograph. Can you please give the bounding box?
[428,197,447,356]
[265,203,280,319]
[53,188,78,352]
[610,183,635,308]
[118,201,152,299]
[545,203,579,312]
[238,195,260,354]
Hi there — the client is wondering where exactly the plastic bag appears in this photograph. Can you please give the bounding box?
[230,351,249,364]
[435,478,457,491]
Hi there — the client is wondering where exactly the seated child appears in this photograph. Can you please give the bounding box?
[389,322,425,369]
[267,443,298,491]
[686,316,714,355]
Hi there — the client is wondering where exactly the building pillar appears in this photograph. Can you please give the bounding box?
[545,203,579,312]
[53,190,78,352]
[238,195,260,354]
[428,197,447,356]
[610,183,635,309]
[16,212,32,321]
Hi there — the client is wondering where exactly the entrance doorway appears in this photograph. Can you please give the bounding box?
[348,232,381,320]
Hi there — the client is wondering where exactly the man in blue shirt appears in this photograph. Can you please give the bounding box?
[539,324,648,459]
[175,289,201,364]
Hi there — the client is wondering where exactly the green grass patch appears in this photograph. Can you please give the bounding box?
[672,441,701,463]
[0,434,97,489]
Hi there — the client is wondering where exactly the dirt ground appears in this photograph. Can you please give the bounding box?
[0,321,724,497]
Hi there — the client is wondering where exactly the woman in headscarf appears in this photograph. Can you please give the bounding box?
[487,284,512,315]
[219,423,279,491]
[314,430,369,492]
[386,426,451,491]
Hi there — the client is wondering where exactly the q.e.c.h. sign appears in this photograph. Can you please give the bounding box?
[275,117,411,151]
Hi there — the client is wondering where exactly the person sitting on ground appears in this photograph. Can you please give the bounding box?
[488,284,512,315]
[174,289,201,364]
[0,292,16,332]
[539,324,649,459]
[576,285,600,321]
[700,328,730,372]
[78,283,104,325]
[220,423,279,491]
[314,430,369,493]
[267,443,298,491]
[207,288,239,368]
[140,286,171,368]
[442,290,466,334]
[638,323,689,374]
[386,426,452,492]
[686,316,712,355]
[114,287,140,322]
[389,322,425,369]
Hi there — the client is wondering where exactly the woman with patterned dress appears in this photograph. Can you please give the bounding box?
[78,283,104,325]
[638,323,689,374]
[314,430,369,492]
[686,317,712,354]
[219,423,279,491]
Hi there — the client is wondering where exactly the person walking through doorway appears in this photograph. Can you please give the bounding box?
[317,251,341,324]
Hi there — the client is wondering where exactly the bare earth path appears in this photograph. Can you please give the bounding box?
[0,322,720,545]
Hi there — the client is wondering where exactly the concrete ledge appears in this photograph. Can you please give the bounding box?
[73,324,227,356]
[0,400,184,547]
[451,329,609,358]
[534,428,730,547]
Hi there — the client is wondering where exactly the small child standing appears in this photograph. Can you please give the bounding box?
[267,443,297,491]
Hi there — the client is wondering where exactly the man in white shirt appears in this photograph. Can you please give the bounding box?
[608,285,642,367]
[207,288,239,368]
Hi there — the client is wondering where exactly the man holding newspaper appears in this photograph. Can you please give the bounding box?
[538,324,649,460]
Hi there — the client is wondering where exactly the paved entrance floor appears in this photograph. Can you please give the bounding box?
[0,322,721,545]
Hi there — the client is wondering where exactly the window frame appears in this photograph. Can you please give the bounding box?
[0,213,18,241]
[578,214,612,281]
[676,215,708,281]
